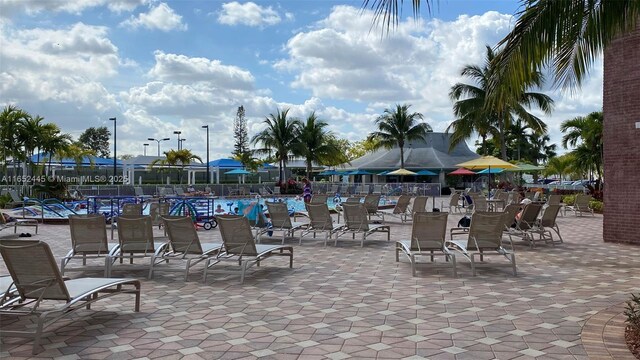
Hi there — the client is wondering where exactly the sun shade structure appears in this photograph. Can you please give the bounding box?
[448,168,476,176]
[456,156,518,170]
[476,168,504,174]
[505,163,546,172]
[415,169,437,176]
[347,170,374,175]
[387,168,417,176]
[225,169,252,175]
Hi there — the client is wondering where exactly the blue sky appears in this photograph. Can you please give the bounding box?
[1,1,602,160]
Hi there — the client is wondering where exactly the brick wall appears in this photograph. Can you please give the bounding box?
[603,23,640,245]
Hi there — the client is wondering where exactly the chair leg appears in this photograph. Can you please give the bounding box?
[511,254,517,276]
[470,254,477,276]
[411,254,416,277]
[450,254,457,278]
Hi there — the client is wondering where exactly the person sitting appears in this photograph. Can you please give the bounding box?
[214,204,225,214]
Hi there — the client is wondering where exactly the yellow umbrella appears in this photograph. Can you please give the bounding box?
[456,156,518,169]
[387,168,417,176]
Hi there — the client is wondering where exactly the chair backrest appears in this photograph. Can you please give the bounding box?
[341,203,369,231]
[372,184,382,194]
[533,191,541,201]
[449,193,460,207]
[540,204,561,227]
[496,191,509,202]
[393,195,412,214]
[345,197,361,203]
[502,204,520,229]
[305,203,333,230]
[410,212,448,251]
[7,189,22,202]
[575,194,592,208]
[265,201,293,229]
[471,195,487,212]
[149,202,170,225]
[547,194,562,206]
[412,196,428,214]
[116,215,155,254]
[134,186,144,197]
[0,240,71,301]
[311,194,328,204]
[492,189,504,199]
[517,203,543,230]
[330,184,339,194]
[467,212,506,251]
[161,216,204,254]
[121,203,142,215]
[174,187,185,196]
[69,214,110,254]
[360,184,370,194]
[217,215,258,256]
[363,194,381,213]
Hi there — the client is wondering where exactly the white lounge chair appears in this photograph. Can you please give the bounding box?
[264,202,308,244]
[335,203,390,247]
[61,214,117,276]
[396,212,456,277]
[0,239,140,355]
[300,203,342,246]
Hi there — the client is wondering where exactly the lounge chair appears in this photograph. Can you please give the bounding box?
[61,214,116,276]
[0,275,18,305]
[512,203,544,247]
[121,202,142,215]
[0,211,39,234]
[311,194,328,204]
[396,212,456,277]
[2,189,24,208]
[264,202,308,244]
[0,239,140,355]
[152,216,222,280]
[410,196,428,215]
[174,187,186,196]
[530,204,564,245]
[300,203,342,246]
[565,193,594,216]
[208,215,294,284]
[107,215,169,277]
[546,194,564,216]
[372,184,383,195]
[380,194,412,222]
[363,194,384,221]
[359,184,370,195]
[441,192,462,213]
[447,212,517,276]
[470,194,488,212]
[149,202,170,229]
[335,203,390,247]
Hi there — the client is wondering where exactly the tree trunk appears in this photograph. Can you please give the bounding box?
[400,146,405,169]
[498,114,508,160]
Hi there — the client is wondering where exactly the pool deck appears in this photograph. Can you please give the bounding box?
[1,199,639,359]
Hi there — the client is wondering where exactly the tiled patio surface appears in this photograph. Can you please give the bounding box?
[1,200,639,359]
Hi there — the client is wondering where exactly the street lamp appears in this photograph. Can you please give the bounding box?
[147,137,171,156]
[179,138,186,149]
[173,130,182,150]
[143,143,149,156]
[109,117,116,183]
[202,125,209,183]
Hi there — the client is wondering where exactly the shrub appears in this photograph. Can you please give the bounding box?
[562,195,576,206]
[625,293,640,331]
[590,200,603,213]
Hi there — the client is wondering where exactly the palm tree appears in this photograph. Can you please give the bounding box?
[151,149,202,184]
[56,143,96,176]
[560,111,603,180]
[544,154,575,183]
[299,112,346,178]
[367,104,431,169]
[251,108,302,187]
[0,105,30,184]
[39,123,72,176]
[448,46,554,160]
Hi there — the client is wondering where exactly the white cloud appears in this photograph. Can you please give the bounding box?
[217,1,281,27]
[121,3,187,32]
[0,0,146,17]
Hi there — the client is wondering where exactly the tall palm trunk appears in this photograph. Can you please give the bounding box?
[498,113,508,160]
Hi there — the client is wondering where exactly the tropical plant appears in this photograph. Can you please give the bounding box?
[298,112,346,178]
[0,105,30,183]
[345,137,379,161]
[251,108,302,187]
[560,111,603,181]
[78,126,111,158]
[150,149,202,184]
[367,104,431,169]
[56,143,96,175]
[448,45,554,160]
[544,154,575,182]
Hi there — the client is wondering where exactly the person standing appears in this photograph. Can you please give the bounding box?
[302,178,312,203]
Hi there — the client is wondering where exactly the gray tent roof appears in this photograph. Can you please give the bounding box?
[342,132,479,171]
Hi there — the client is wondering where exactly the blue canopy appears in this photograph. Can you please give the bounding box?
[225,169,252,175]
[416,169,437,176]
[347,170,374,175]
[208,158,275,169]
[476,168,504,174]
[318,170,340,175]
[29,153,122,166]
[377,170,390,176]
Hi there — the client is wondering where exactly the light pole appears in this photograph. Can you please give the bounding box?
[173,130,182,150]
[143,143,149,156]
[148,137,170,156]
[109,117,116,183]
[202,125,209,183]
[179,138,186,150]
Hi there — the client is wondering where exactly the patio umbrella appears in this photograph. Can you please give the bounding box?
[448,168,476,176]
[377,170,390,176]
[476,168,504,174]
[416,169,437,176]
[387,168,417,176]
[347,170,374,175]
[225,169,252,184]
[456,156,517,190]
[504,163,546,172]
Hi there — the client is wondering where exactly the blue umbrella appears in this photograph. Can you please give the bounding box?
[347,170,374,175]
[416,169,437,176]
[319,170,340,176]
[476,168,504,174]
[377,170,390,176]
[225,169,252,175]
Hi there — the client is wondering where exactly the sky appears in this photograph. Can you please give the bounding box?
[0,0,603,161]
